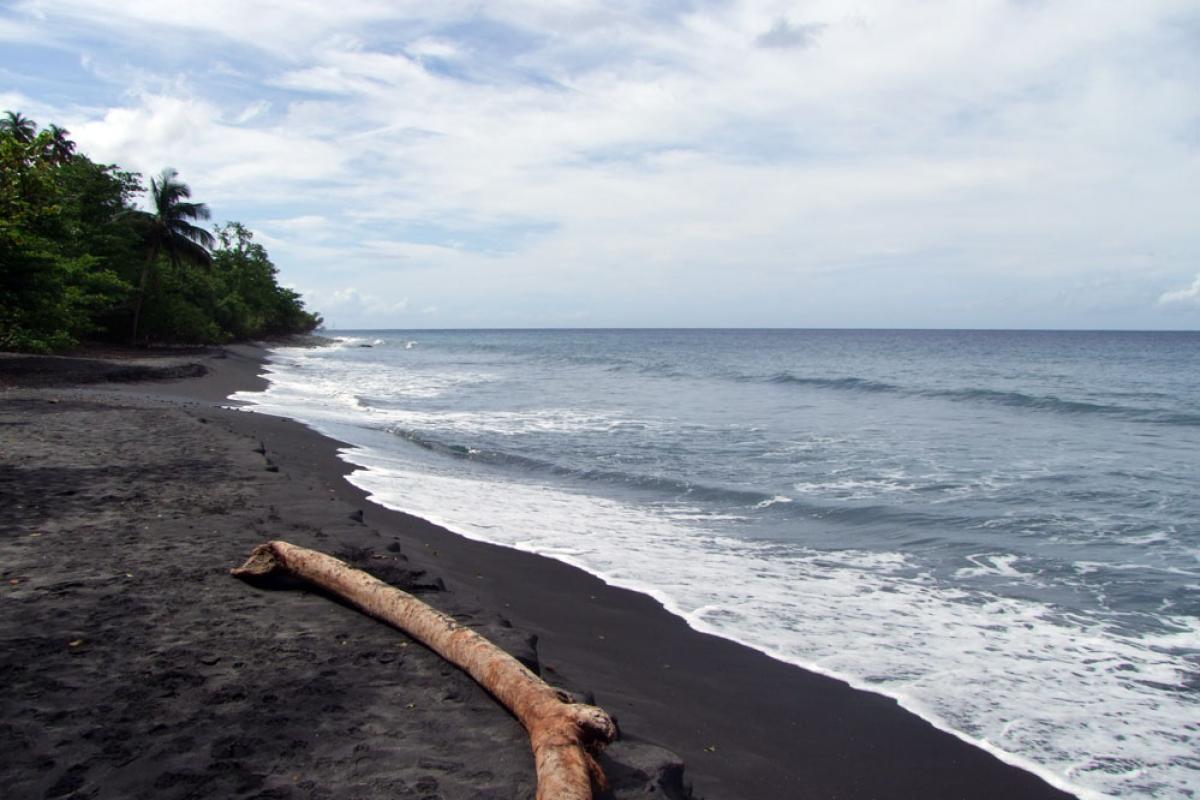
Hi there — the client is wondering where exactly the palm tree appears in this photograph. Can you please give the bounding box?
[45,124,75,164]
[130,168,216,342]
[1,110,37,143]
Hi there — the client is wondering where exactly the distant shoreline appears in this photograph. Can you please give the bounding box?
[317,326,1200,333]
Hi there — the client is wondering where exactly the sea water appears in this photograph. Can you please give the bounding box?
[231,329,1200,799]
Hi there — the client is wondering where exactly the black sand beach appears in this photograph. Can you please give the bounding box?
[1,344,1078,799]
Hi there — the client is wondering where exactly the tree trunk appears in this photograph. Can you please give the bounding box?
[130,250,154,344]
[232,540,617,800]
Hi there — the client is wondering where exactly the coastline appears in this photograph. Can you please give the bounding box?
[1,342,1080,799]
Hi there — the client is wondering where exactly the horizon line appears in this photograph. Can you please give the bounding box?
[316,326,1200,334]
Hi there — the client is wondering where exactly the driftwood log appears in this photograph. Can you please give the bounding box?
[232,540,617,800]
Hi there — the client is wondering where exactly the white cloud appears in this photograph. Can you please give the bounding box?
[69,91,349,202]
[755,19,826,49]
[6,0,1200,327]
[264,215,330,233]
[0,15,49,43]
[407,37,462,60]
[1159,275,1200,307]
[361,240,464,265]
[306,287,410,318]
[233,100,271,124]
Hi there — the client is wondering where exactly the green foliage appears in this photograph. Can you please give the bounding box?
[137,261,225,343]
[0,120,132,351]
[130,167,218,341]
[0,110,321,351]
[210,222,322,339]
[1,111,37,144]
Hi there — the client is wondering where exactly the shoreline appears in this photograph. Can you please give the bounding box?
[211,342,1082,799]
[2,343,1080,799]
[340,473,1088,800]
[1,345,690,800]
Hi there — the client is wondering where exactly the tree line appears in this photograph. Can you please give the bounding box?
[1,110,322,352]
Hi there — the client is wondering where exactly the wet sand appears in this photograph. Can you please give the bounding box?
[0,344,1078,799]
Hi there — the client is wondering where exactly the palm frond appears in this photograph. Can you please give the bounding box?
[2,110,37,143]
[45,125,76,163]
[142,168,215,267]
[170,219,217,251]
[163,235,215,268]
[167,200,213,223]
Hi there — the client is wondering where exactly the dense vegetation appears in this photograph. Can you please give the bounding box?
[0,110,321,352]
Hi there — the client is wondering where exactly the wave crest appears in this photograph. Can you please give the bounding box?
[756,372,1199,425]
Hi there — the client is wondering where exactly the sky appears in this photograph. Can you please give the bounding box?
[2,0,1199,330]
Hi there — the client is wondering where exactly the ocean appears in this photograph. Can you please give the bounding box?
[231,329,1199,799]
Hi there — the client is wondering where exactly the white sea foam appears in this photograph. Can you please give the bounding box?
[233,343,1200,800]
[1118,531,1173,546]
[337,446,1198,800]
[955,553,1030,580]
[792,476,916,498]
[235,350,650,437]
[380,408,637,435]
[754,495,793,508]
[1073,560,1200,579]
[262,342,497,401]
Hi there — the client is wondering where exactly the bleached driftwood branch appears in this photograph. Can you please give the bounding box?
[232,540,616,800]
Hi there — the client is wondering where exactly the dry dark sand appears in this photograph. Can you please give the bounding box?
[0,345,1079,800]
